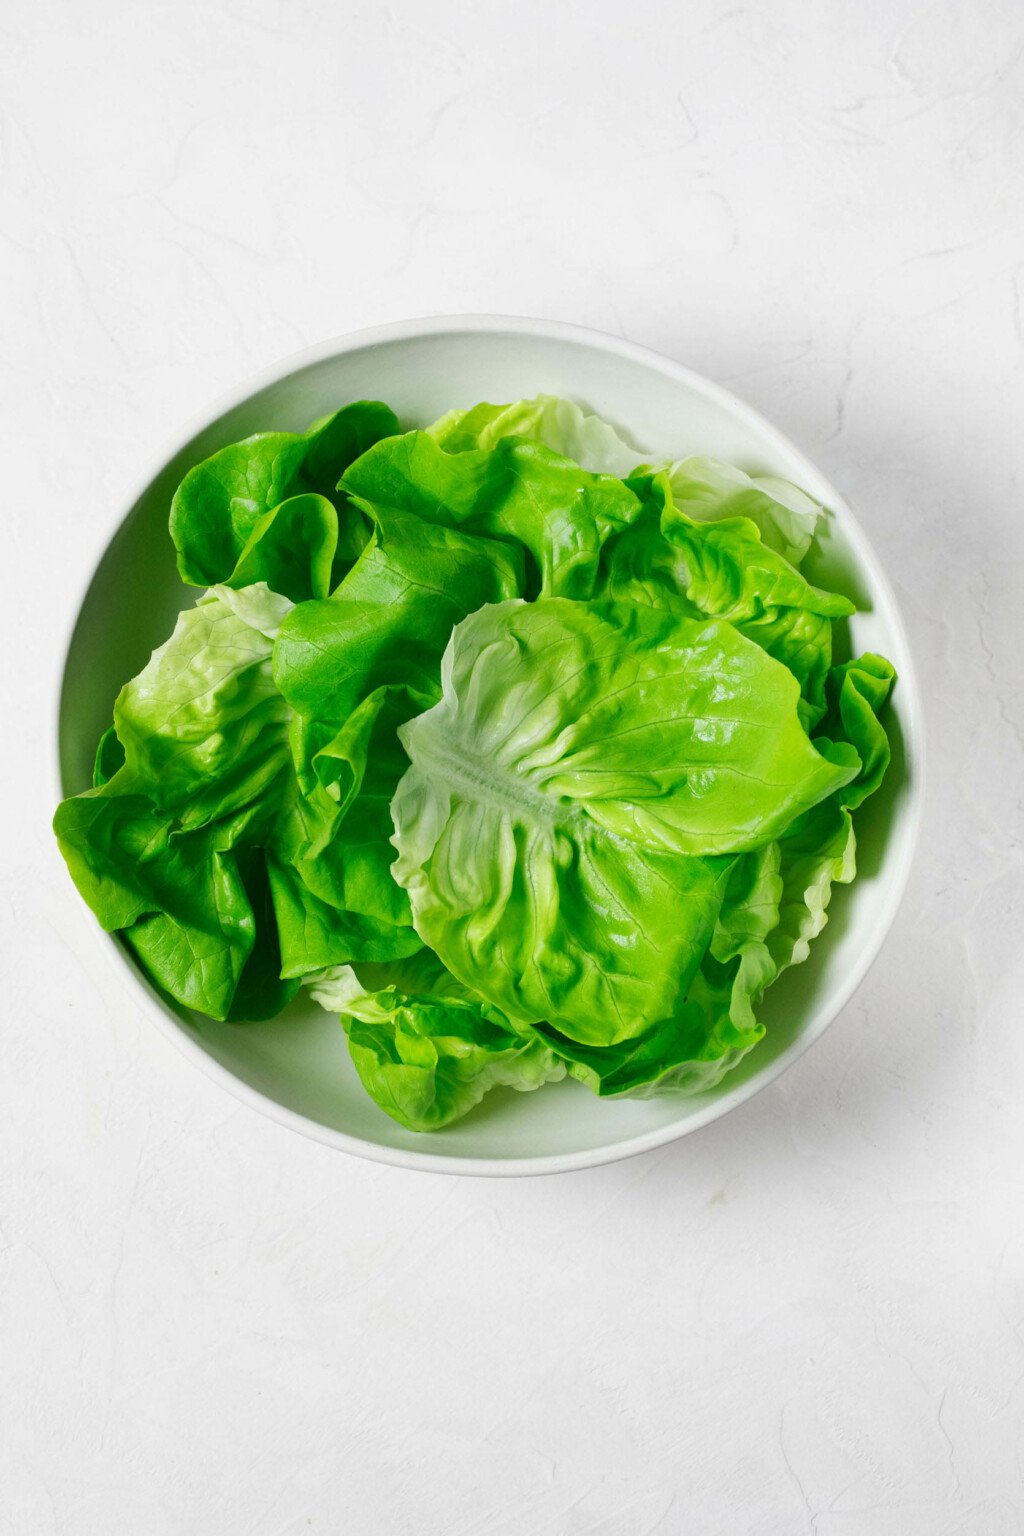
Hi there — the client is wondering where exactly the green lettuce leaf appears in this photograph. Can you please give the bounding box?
[660,499,849,625]
[276,686,422,934]
[273,506,523,723]
[92,724,125,788]
[226,492,339,602]
[308,952,563,1131]
[668,456,822,566]
[599,472,847,729]
[342,430,642,599]
[596,500,699,617]
[427,393,644,479]
[539,842,782,1095]
[53,584,296,1019]
[427,396,819,564]
[111,583,294,823]
[769,800,856,973]
[391,598,858,1045]
[817,653,895,811]
[732,605,836,732]
[769,652,896,971]
[170,401,398,591]
[267,857,423,978]
[56,782,298,1021]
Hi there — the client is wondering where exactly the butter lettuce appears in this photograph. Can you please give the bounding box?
[390,598,856,1047]
[600,470,848,728]
[667,456,822,566]
[275,687,423,941]
[427,393,644,480]
[429,393,821,561]
[54,583,297,1019]
[308,953,564,1131]
[342,431,642,598]
[54,394,897,1130]
[537,842,782,1096]
[769,652,895,970]
[273,506,524,721]
[170,401,398,593]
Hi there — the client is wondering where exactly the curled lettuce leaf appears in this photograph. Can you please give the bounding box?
[268,856,423,978]
[227,492,339,602]
[427,393,644,480]
[92,724,125,788]
[54,584,297,1019]
[427,394,820,563]
[539,843,782,1096]
[342,430,642,599]
[275,686,423,938]
[308,953,563,1131]
[769,653,896,971]
[660,480,850,730]
[601,472,847,730]
[667,456,822,566]
[58,794,293,1020]
[391,598,858,1046]
[170,402,398,593]
[659,488,850,630]
[110,583,294,823]
[426,395,821,570]
[273,506,523,722]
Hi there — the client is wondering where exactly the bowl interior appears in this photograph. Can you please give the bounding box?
[58,322,920,1170]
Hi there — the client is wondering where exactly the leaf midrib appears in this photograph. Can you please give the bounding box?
[410,724,573,830]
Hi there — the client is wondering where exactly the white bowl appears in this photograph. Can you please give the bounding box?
[56,316,923,1175]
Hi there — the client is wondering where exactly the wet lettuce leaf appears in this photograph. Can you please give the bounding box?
[427,394,821,562]
[268,856,423,979]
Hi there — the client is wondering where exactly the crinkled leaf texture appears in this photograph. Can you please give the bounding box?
[273,504,524,721]
[391,597,857,1048]
[54,392,897,1132]
[538,842,782,1096]
[54,584,298,1020]
[341,430,642,599]
[170,402,398,595]
[268,492,529,972]
[427,393,645,480]
[769,652,896,972]
[666,456,822,566]
[600,471,849,729]
[269,686,427,977]
[309,953,563,1131]
[427,393,821,561]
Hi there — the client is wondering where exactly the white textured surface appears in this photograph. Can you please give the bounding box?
[2,0,1022,1530]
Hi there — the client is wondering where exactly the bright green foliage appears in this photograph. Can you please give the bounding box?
[55,396,896,1128]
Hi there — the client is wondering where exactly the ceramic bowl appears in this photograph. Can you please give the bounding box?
[56,316,923,1175]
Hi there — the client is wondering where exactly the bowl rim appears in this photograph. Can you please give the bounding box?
[53,312,925,1177]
